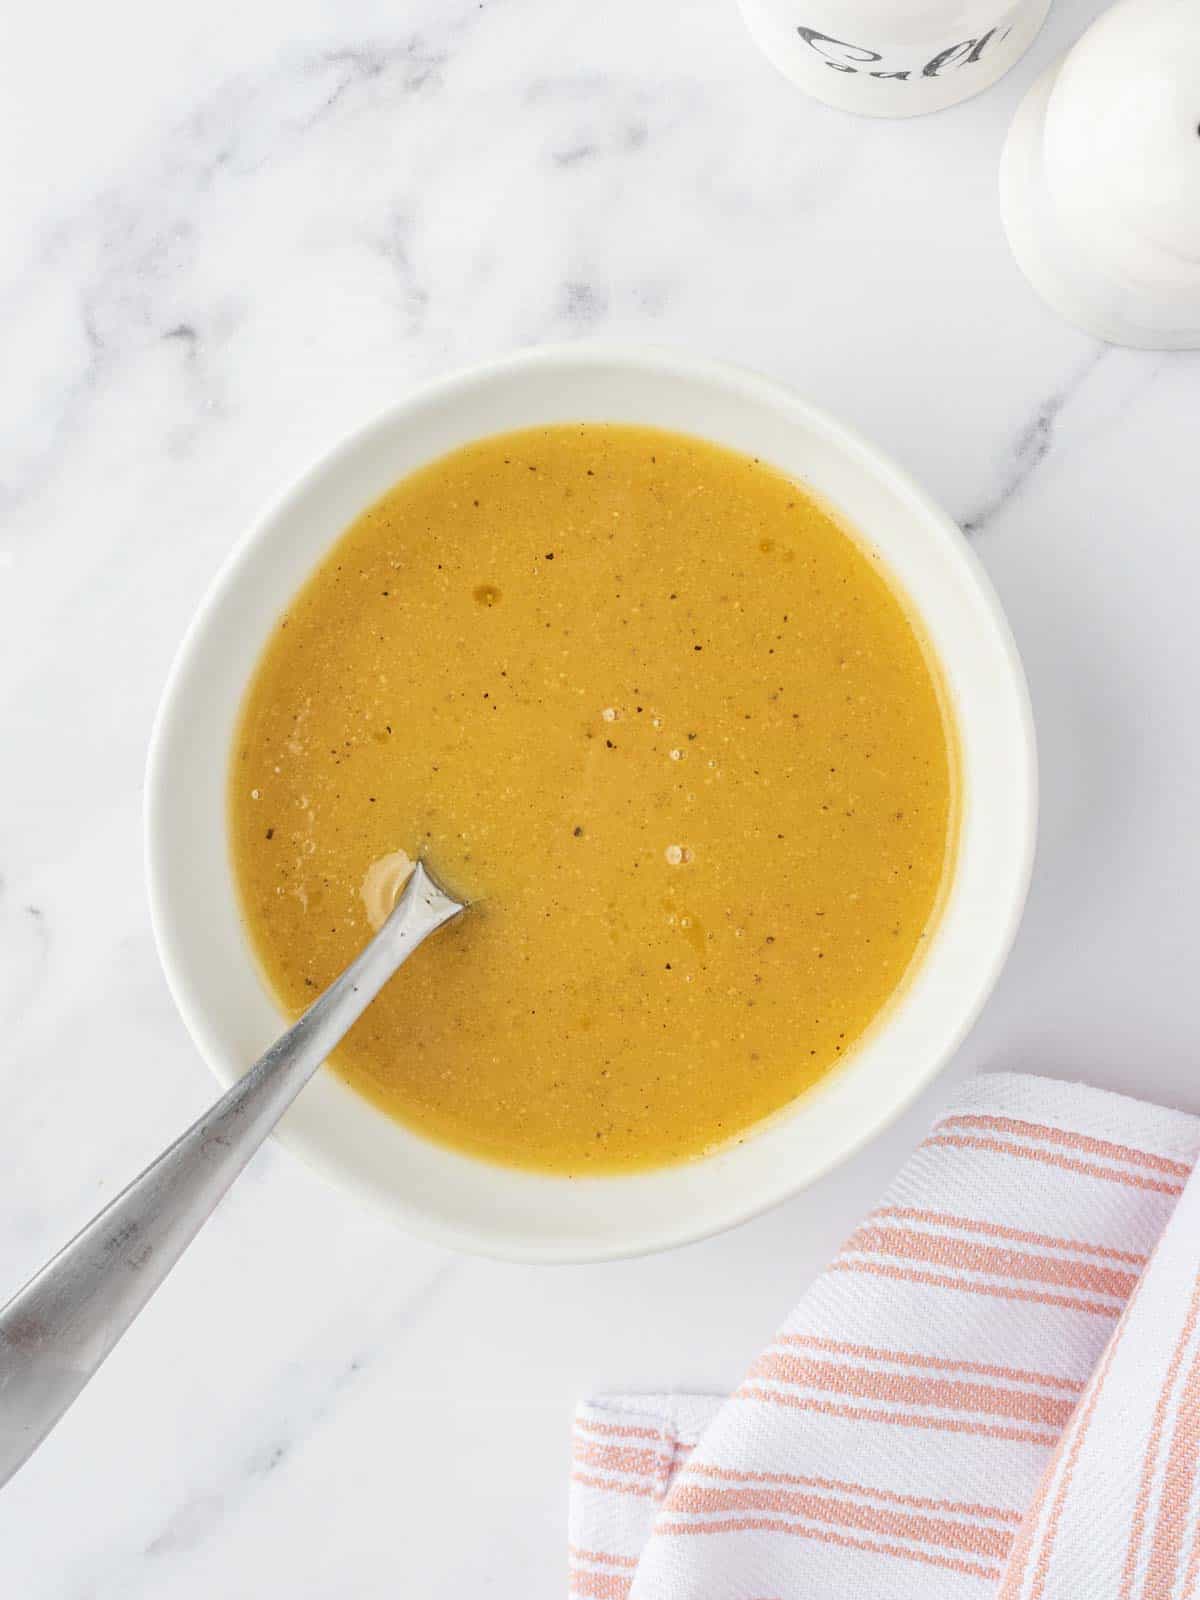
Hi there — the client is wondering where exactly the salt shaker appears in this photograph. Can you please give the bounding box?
[734,0,1053,117]
[1002,0,1200,348]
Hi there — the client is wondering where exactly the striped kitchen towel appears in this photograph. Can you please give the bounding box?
[570,1072,1200,1599]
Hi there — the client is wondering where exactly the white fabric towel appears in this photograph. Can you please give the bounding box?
[570,1073,1200,1599]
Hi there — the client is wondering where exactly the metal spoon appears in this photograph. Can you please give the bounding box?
[0,860,465,1489]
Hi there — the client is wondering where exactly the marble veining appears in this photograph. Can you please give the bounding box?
[961,345,1110,535]
[3,0,1198,1593]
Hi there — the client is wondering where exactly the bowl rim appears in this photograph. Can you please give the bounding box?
[145,341,1038,1261]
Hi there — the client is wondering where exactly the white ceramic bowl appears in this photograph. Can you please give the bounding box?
[146,345,1036,1263]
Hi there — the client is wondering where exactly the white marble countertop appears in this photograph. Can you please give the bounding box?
[2,0,1197,1591]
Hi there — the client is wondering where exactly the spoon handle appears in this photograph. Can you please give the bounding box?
[0,861,463,1489]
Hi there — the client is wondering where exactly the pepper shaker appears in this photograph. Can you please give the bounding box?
[1002,0,1200,347]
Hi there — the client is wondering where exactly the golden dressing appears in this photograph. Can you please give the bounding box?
[230,425,956,1173]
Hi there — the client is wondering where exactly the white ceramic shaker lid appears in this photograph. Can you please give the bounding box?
[1001,0,1200,348]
